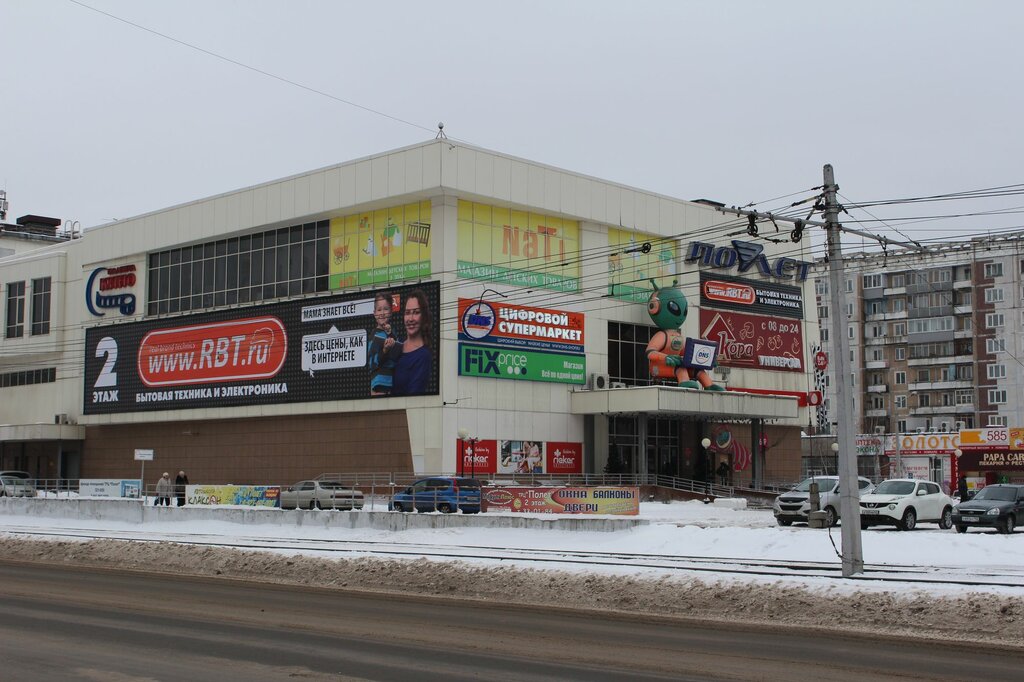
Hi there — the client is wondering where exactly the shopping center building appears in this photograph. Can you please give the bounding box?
[0,140,818,487]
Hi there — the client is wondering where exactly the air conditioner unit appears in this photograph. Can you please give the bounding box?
[54,414,69,425]
[589,373,610,390]
[939,421,950,432]
[916,427,927,434]
[874,426,886,434]
[610,381,627,389]
[954,421,966,432]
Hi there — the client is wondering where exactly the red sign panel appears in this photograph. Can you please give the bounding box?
[703,279,756,305]
[458,439,498,475]
[138,316,288,387]
[545,441,583,474]
[699,308,804,372]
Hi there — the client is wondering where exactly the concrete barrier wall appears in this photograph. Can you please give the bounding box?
[0,498,648,533]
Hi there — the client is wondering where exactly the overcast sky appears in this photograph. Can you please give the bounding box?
[4,0,1023,258]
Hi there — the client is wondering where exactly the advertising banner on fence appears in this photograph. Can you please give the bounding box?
[79,479,142,498]
[83,281,440,414]
[186,484,281,507]
[698,308,804,372]
[482,486,639,514]
[458,298,584,353]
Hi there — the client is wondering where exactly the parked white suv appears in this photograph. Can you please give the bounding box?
[773,476,874,527]
[859,479,954,531]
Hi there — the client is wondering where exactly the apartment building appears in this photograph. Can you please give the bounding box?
[814,234,1024,485]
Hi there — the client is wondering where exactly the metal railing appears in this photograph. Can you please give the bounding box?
[5,473,792,510]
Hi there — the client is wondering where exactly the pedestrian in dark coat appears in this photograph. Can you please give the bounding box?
[175,470,189,507]
[957,475,970,502]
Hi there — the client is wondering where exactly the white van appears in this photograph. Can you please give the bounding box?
[772,476,874,527]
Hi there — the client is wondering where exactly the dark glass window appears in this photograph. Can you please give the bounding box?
[30,278,51,336]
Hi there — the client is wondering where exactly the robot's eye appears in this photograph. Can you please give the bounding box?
[667,301,681,316]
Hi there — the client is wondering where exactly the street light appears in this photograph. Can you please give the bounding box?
[700,437,712,498]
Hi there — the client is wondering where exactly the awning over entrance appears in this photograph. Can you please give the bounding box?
[0,423,86,441]
[570,386,798,420]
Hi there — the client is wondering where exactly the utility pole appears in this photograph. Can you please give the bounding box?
[715,165,927,578]
[822,164,864,576]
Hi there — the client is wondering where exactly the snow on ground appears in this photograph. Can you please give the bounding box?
[2,499,1024,646]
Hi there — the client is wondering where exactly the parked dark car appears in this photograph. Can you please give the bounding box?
[952,484,1024,534]
[390,477,482,513]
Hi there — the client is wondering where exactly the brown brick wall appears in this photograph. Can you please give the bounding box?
[82,411,412,487]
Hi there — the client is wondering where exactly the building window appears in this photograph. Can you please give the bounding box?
[960,316,973,332]
[989,389,1007,404]
[895,371,906,385]
[988,364,1007,379]
[986,312,1004,328]
[956,364,973,380]
[846,303,854,317]
[871,396,884,409]
[917,369,930,383]
[955,389,973,405]
[890,274,905,288]
[895,395,907,408]
[891,298,905,313]
[984,287,1004,304]
[30,277,51,336]
[848,326,855,339]
[892,322,906,336]
[894,347,906,360]
[908,317,954,334]
[607,322,658,386]
[815,281,828,296]
[0,367,56,387]
[989,415,1008,427]
[897,420,907,433]
[5,281,25,338]
[919,394,931,407]
[863,274,882,288]
[984,262,1004,278]
[818,306,828,320]
[148,220,330,315]
[820,328,829,342]
[845,278,853,293]
[986,338,1006,353]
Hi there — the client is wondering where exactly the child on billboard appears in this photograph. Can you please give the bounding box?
[368,292,402,396]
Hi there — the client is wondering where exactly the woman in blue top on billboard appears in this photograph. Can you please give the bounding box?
[392,288,433,396]
[367,292,402,396]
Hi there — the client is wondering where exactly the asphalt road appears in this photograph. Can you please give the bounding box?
[0,561,1020,681]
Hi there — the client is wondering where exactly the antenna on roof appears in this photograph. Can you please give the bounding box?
[0,190,8,221]
[435,122,447,140]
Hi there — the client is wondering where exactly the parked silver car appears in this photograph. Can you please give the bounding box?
[0,471,37,498]
[773,475,874,527]
[279,480,364,510]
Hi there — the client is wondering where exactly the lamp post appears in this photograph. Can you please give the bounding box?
[457,427,470,477]
[701,437,712,495]
[831,442,840,474]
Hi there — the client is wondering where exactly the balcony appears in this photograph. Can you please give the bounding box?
[865,409,888,418]
[865,360,889,370]
[908,380,973,391]
[908,354,973,367]
[883,311,908,320]
[867,384,889,393]
[908,406,960,416]
[883,286,907,296]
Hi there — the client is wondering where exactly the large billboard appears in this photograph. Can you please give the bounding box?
[84,281,440,414]
[329,201,432,289]
[698,272,803,318]
[456,201,580,293]
[607,227,677,303]
[699,308,805,372]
